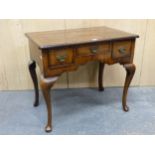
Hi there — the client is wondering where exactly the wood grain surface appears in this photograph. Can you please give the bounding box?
[26,26,138,49]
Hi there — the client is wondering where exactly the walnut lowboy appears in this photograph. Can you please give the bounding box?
[26,26,139,132]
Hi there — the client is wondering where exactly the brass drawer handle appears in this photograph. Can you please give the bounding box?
[119,47,126,54]
[90,46,98,54]
[56,55,67,62]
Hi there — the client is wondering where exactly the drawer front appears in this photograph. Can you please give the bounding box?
[77,43,110,56]
[112,40,132,59]
[48,48,74,67]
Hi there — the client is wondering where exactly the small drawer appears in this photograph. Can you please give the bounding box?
[48,48,74,67]
[77,43,110,56]
[112,40,132,59]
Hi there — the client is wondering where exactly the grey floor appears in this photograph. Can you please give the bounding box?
[0,87,155,135]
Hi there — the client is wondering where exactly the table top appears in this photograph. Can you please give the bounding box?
[26,26,139,49]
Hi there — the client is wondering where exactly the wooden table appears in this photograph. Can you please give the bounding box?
[26,26,139,132]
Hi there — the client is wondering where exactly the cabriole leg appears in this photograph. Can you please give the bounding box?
[28,60,39,107]
[98,62,105,91]
[40,76,58,132]
[122,64,136,112]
